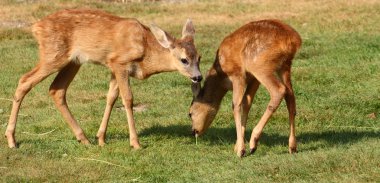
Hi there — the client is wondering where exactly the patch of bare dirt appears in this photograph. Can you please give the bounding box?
[0,21,30,28]
[116,103,149,112]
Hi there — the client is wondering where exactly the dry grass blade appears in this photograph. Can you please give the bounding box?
[21,128,58,136]
[327,125,380,130]
[130,176,142,182]
[3,113,30,117]
[75,157,129,169]
[17,114,29,117]
[0,98,13,102]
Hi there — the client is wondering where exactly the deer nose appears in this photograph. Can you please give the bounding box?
[192,129,199,136]
[191,75,203,83]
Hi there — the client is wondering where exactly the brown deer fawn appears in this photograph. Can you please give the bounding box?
[189,20,301,157]
[5,9,202,149]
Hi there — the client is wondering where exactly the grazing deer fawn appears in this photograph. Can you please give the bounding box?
[189,20,301,157]
[5,9,202,149]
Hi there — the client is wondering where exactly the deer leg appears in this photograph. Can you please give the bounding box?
[112,68,140,149]
[249,74,286,154]
[281,68,297,154]
[241,79,260,135]
[232,78,247,157]
[5,64,57,148]
[49,62,90,144]
[240,80,260,155]
[96,74,119,146]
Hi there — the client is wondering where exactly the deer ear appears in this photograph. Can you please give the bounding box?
[182,19,195,40]
[150,24,173,49]
[191,82,201,98]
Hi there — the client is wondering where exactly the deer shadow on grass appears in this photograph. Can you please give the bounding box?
[12,124,379,152]
[138,124,379,152]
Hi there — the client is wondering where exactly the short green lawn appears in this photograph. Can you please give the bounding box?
[0,0,379,182]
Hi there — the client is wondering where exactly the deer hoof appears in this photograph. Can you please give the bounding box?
[239,149,246,157]
[235,148,246,157]
[96,136,106,147]
[289,147,297,154]
[98,141,106,147]
[6,135,17,148]
[250,147,257,155]
[130,143,141,150]
[78,139,90,145]
[8,143,17,148]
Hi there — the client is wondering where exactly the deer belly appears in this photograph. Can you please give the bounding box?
[69,48,107,65]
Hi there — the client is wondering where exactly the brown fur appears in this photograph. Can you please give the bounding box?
[190,19,301,157]
[5,9,201,149]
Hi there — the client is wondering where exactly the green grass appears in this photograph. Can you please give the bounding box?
[0,0,379,182]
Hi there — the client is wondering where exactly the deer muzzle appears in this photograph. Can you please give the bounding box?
[190,75,203,83]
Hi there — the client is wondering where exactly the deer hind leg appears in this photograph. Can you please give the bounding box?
[49,62,90,144]
[249,73,286,154]
[96,74,119,146]
[5,64,58,148]
[281,67,297,154]
[232,78,247,157]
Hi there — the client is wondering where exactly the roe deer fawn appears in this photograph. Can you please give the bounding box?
[189,20,301,157]
[5,9,202,149]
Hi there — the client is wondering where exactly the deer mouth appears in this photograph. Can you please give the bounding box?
[190,75,203,83]
[192,129,199,136]
[192,129,204,137]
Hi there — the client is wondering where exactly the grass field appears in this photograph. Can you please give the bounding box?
[0,0,379,182]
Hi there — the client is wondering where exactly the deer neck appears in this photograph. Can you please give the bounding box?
[140,32,177,78]
[201,66,228,110]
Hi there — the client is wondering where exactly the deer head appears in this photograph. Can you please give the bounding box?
[150,19,202,83]
[189,82,219,136]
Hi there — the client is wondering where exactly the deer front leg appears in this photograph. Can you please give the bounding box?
[241,80,260,135]
[112,68,141,149]
[232,79,247,157]
[97,74,119,146]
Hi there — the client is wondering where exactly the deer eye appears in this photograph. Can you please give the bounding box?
[181,58,189,65]
[188,113,192,118]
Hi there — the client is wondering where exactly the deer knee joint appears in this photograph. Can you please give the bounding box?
[107,92,118,102]
[233,102,242,112]
[48,88,56,97]
[278,85,286,98]
[13,85,32,102]
[13,95,21,103]
[49,88,66,104]
[49,88,62,98]
[124,99,133,109]
[268,105,276,112]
